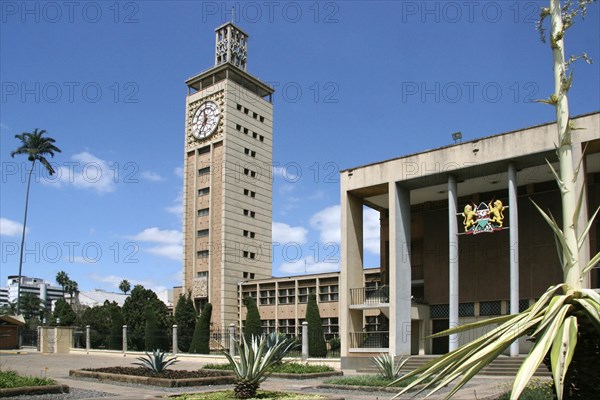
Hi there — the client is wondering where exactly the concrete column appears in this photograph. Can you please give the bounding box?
[340,191,364,360]
[508,163,520,357]
[448,175,459,352]
[172,325,178,356]
[229,323,236,356]
[85,325,91,354]
[301,321,308,361]
[389,182,412,356]
[122,325,127,356]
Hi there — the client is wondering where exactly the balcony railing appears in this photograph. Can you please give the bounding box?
[349,331,389,349]
[349,285,390,306]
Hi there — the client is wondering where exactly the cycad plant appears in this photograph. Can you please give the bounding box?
[223,332,296,399]
[393,2,599,399]
[373,353,409,380]
[133,349,179,373]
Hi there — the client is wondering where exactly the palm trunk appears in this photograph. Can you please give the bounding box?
[16,161,35,315]
[550,0,580,293]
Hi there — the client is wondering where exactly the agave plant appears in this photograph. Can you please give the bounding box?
[393,2,599,399]
[133,349,179,373]
[372,353,409,380]
[223,332,296,399]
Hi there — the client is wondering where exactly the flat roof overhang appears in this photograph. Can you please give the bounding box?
[186,63,274,100]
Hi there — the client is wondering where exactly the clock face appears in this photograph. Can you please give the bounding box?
[191,101,220,139]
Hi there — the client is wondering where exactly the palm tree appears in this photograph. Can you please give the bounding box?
[65,280,79,299]
[11,129,61,315]
[56,271,69,298]
[119,279,131,294]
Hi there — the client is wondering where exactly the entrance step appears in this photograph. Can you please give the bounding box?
[356,355,551,377]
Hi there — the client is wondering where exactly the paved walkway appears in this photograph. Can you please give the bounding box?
[1,350,513,399]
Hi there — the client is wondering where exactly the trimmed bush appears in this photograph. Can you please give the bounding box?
[243,297,261,342]
[190,303,212,354]
[305,294,326,357]
[174,292,196,352]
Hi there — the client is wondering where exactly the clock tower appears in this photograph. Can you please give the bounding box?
[183,22,274,330]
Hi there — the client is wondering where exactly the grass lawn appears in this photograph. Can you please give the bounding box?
[172,390,327,400]
[497,380,554,400]
[323,374,423,388]
[0,370,57,389]
[203,363,334,374]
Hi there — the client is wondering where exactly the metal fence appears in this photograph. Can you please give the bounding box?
[349,285,390,305]
[349,331,389,349]
[70,324,340,358]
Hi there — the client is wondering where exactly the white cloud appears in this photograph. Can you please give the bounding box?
[43,151,116,193]
[130,227,182,244]
[309,205,341,244]
[141,171,164,182]
[273,165,300,181]
[0,217,26,237]
[129,227,182,261]
[174,166,184,178]
[70,256,98,264]
[166,190,183,218]
[89,273,155,290]
[147,244,182,260]
[272,222,308,245]
[309,205,380,255]
[279,257,340,275]
[364,208,381,255]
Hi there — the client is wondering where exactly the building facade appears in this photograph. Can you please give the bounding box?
[182,22,275,330]
[340,112,599,368]
[4,275,64,309]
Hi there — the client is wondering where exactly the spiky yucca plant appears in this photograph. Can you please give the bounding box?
[372,353,409,380]
[223,332,296,399]
[393,2,599,399]
[133,349,179,373]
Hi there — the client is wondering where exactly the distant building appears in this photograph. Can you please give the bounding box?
[0,288,8,307]
[77,289,129,308]
[5,276,64,309]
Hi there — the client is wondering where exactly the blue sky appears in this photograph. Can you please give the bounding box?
[1,1,599,294]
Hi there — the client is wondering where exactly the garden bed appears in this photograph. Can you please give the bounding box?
[169,390,343,400]
[70,367,235,388]
[0,370,69,398]
[203,363,342,380]
[0,384,69,398]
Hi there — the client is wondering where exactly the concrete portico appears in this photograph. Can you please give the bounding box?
[340,112,599,368]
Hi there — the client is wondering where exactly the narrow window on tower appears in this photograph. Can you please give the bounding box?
[197,229,209,237]
[236,124,242,131]
[197,250,209,258]
[243,128,249,134]
[259,135,264,142]
[237,104,242,111]
[198,146,210,155]
[198,166,210,176]
[198,187,210,196]
[198,208,209,216]
[259,116,265,123]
